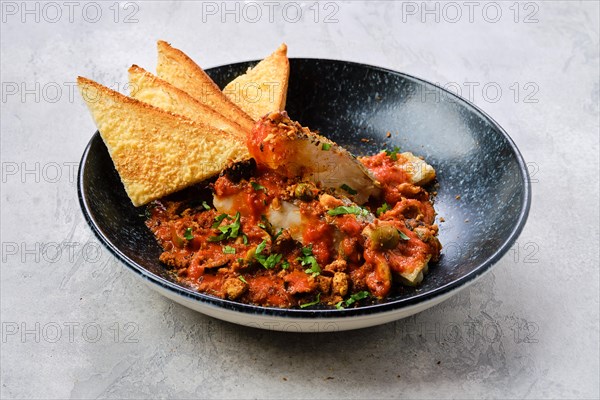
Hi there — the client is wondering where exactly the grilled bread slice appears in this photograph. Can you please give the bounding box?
[156,40,255,133]
[128,64,249,140]
[223,43,289,120]
[77,76,248,206]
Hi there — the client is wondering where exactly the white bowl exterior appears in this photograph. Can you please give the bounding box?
[143,278,464,332]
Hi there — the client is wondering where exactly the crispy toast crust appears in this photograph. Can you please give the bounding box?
[156,40,255,132]
[223,43,289,120]
[77,76,248,206]
[128,64,249,140]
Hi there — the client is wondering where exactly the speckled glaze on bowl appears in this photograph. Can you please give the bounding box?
[78,59,531,332]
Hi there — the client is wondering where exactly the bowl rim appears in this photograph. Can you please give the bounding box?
[77,58,531,319]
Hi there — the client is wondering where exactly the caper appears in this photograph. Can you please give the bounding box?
[293,183,316,201]
[244,247,256,263]
[370,225,400,250]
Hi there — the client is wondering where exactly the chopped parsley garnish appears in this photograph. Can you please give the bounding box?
[297,245,321,277]
[242,234,248,245]
[340,184,357,195]
[201,201,211,210]
[183,228,194,240]
[321,143,331,151]
[223,246,236,254]
[346,291,370,305]
[255,240,267,255]
[260,254,282,269]
[208,212,241,242]
[258,216,281,239]
[251,181,266,192]
[385,146,401,161]
[300,293,321,308]
[238,275,248,284]
[376,203,389,216]
[327,205,369,217]
[281,260,290,270]
[398,229,410,241]
[335,291,371,309]
[254,239,283,269]
[211,213,231,228]
[259,215,269,230]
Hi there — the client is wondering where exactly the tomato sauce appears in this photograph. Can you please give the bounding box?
[146,150,441,309]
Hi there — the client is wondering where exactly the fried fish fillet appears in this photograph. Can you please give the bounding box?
[248,112,380,204]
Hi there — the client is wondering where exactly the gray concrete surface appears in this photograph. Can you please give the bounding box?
[1,1,598,399]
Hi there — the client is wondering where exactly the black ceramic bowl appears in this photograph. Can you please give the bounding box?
[78,59,530,331]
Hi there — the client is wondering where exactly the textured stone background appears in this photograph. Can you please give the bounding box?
[1,1,598,399]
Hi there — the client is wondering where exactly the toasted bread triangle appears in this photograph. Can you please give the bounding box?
[156,40,255,133]
[128,65,249,140]
[77,76,248,206]
[223,44,289,120]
